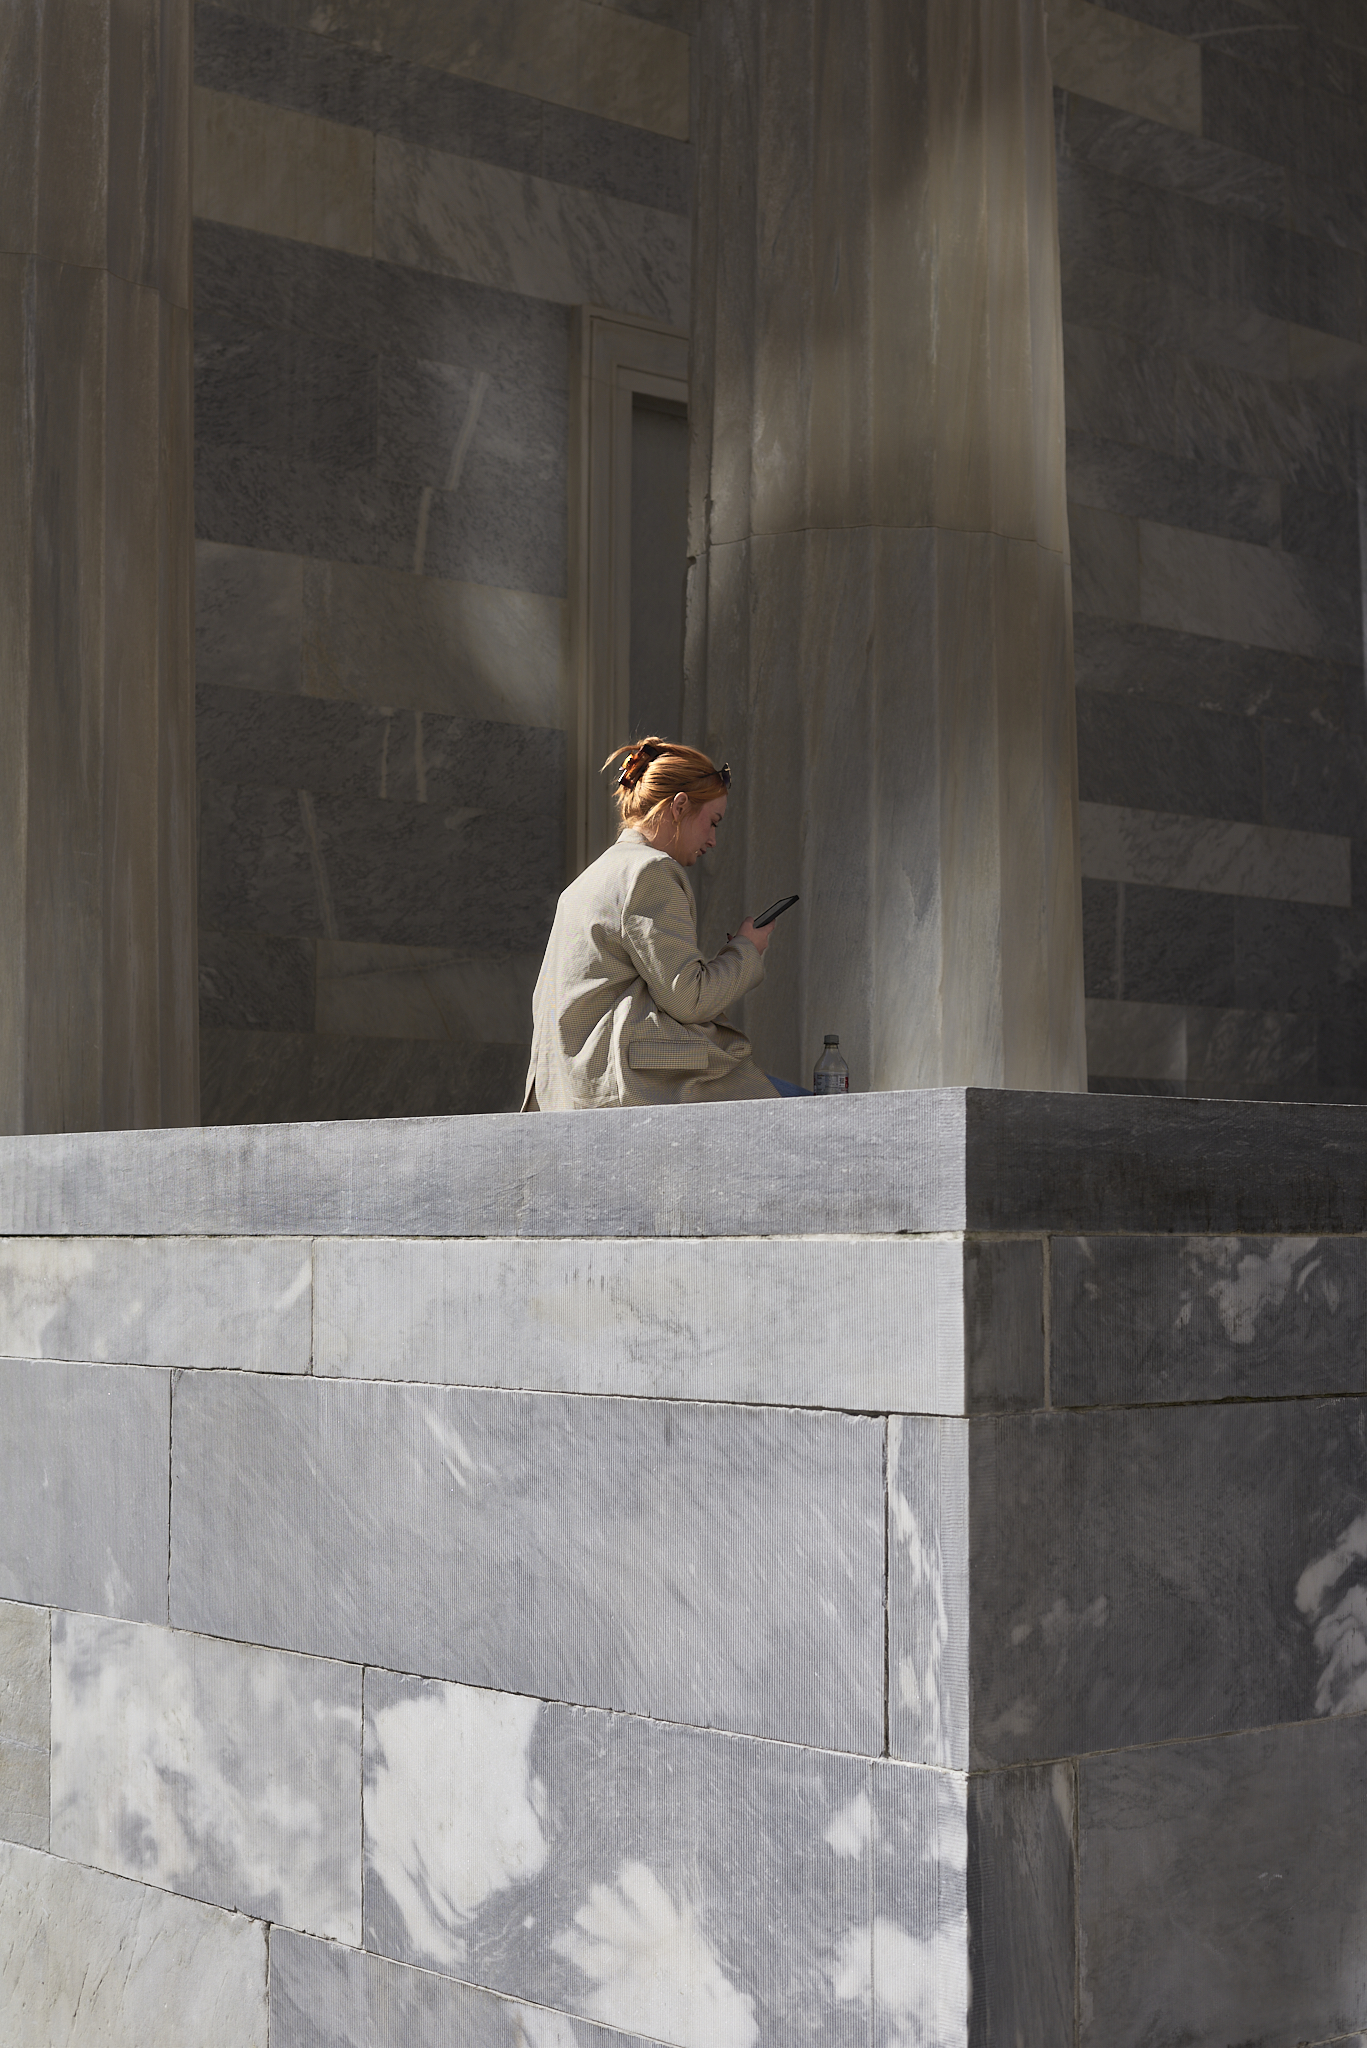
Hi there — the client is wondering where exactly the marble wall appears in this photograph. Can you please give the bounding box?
[7,1099,1367,2040]
[1052,0,1367,1099]
[190,0,691,1120]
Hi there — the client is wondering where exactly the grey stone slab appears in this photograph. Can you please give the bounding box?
[966,1764,1075,2048]
[1058,86,1286,222]
[21,1087,1367,1234]
[1081,877,1120,1000]
[198,927,317,1033]
[968,1397,1367,1764]
[300,557,565,726]
[376,351,566,503]
[197,780,561,950]
[1264,720,1367,838]
[270,1930,663,2047]
[1282,482,1360,581]
[1233,896,1367,1015]
[1072,615,1358,730]
[0,1601,48,1851]
[51,1613,360,1940]
[539,103,690,214]
[0,1360,168,1622]
[1066,428,1279,546]
[200,1029,528,1124]
[1068,502,1138,622]
[888,1416,970,1770]
[866,1761,969,2048]
[194,4,690,213]
[1065,320,1353,498]
[1082,802,1349,906]
[1061,254,1290,382]
[1076,688,1263,822]
[1118,881,1237,1008]
[0,1839,267,2047]
[1140,518,1360,664]
[314,1232,1040,1412]
[0,1237,311,1372]
[194,221,571,391]
[197,685,565,809]
[1184,1003,1318,1098]
[1052,1234,1367,1405]
[1078,1717,1367,2048]
[172,1373,884,1749]
[372,138,690,328]
[194,436,567,598]
[195,308,378,468]
[362,1670,869,2044]
[195,540,303,696]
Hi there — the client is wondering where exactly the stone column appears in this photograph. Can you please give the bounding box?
[0,0,198,1134]
[687,0,1086,1091]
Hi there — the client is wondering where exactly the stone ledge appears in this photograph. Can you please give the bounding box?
[5,1088,1367,1237]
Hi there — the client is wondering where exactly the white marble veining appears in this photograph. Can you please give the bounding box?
[0,1839,267,2048]
[51,1614,361,1940]
[374,138,689,324]
[1297,1511,1367,1717]
[363,1669,877,2045]
[0,1237,311,1372]
[313,1233,969,1408]
[1079,802,1350,905]
[888,1416,970,1771]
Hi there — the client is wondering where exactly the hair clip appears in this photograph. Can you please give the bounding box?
[719,762,731,789]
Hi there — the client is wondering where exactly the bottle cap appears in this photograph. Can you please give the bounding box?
[824,1034,839,1045]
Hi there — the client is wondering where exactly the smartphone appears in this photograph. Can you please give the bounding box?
[753,894,799,928]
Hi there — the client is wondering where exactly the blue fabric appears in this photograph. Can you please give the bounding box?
[767,1075,812,1097]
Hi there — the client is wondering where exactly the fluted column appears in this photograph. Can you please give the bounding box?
[0,0,198,1132]
[687,0,1086,1091]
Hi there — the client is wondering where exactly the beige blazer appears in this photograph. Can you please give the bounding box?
[523,830,778,1110]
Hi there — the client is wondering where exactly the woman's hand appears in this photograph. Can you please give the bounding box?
[733,916,772,956]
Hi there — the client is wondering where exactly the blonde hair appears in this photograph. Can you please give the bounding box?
[604,738,730,830]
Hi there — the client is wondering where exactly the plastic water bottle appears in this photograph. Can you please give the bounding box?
[813,1034,850,1094]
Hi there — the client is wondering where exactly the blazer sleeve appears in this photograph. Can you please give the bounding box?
[621,859,765,1025]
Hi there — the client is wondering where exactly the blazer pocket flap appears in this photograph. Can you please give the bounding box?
[627,1036,711,1071]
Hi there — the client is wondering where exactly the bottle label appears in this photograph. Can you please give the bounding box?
[813,1075,847,1094]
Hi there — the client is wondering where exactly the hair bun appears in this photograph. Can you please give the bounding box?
[616,740,663,790]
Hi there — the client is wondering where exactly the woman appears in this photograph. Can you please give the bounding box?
[523,739,779,1109]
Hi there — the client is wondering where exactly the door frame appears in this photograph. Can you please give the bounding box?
[566,306,689,878]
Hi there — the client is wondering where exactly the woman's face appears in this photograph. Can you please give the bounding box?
[671,791,727,866]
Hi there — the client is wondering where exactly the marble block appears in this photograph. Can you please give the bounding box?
[194,85,374,256]
[50,1614,360,1940]
[0,1601,49,1851]
[270,1929,664,2047]
[16,1090,1367,1237]
[300,558,566,727]
[0,1839,266,2048]
[0,1237,311,1372]
[373,137,689,326]
[361,1669,872,2045]
[1052,1234,1367,1405]
[0,1360,168,1623]
[170,1371,884,1749]
[1046,0,1201,134]
[1139,520,1361,664]
[1079,802,1351,906]
[965,1398,1367,1763]
[312,1232,1044,1411]
[196,540,303,696]
[314,944,542,1045]
[1078,1717,1367,2048]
